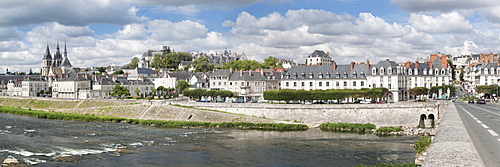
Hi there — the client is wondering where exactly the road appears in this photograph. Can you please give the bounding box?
[455,101,500,167]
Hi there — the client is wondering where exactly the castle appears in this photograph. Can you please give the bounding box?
[41,41,74,76]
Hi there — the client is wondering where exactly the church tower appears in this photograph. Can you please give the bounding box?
[42,43,52,76]
[60,41,73,73]
[52,41,63,67]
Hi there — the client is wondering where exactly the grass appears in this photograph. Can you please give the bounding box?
[0,106,308,131]
[319,123,376,133]
[374,127,404,135]
[414,136,431,154]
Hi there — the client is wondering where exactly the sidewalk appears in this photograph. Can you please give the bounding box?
[423,103,484,167]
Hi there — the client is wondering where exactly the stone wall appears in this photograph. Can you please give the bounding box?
[170,101,449,127]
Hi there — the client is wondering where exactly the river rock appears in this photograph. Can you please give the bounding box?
[2,158,19,164]
[55,155,83,162]
[115,148,135,155]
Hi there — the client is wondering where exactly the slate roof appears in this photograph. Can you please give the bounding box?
[284,64,367,80]
[43,45,52,60]
[307,50,330,58]
[61,56,72,67]
[228,71,267,81]
[167,72,191,80]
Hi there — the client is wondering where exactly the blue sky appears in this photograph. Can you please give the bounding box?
[1,0,500,72]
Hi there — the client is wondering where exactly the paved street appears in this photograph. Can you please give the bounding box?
[455,102,500,167]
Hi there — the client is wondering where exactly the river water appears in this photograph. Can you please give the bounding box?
[0,112,416,167]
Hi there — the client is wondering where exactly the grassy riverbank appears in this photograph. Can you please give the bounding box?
[0,106,308,131]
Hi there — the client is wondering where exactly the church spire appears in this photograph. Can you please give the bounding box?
[43,42,52,60]
[64,40,67,57]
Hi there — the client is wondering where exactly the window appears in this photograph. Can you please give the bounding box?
[360,72,365,78]
[336,81,339,86]
[319,82,322,87]
[241,82,244,86]
[309,82,313,86]
[293,82,297,87]
[301,82,305,87]
[309,72,314,78]
[353,81,356,86]
[286,82,289,87]
[352,72,357,78]
[326,82,330,86]
[230,82,232,86]
[361,81,364,86]
[318,72,323,78]
[336,72,340,78]
[343,72,348,78]
[343,81,347,86]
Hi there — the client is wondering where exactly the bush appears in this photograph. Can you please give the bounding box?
[375,127,404,135]
[319,123,376,133]
[0,106,308,131]
[414,136,431,154]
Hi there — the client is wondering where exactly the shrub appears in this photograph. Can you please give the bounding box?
[319,123,376,133]
[375,127,404,135]
[414,136,431,154]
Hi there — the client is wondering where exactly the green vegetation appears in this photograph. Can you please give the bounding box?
[414,136,431,154]
[0,106,308,131]
[319,123,376,133]
[353,163,417,167]
[129,57,139,69]
[374,127,404,135]
[264,88,389,102]
[151,46,192,70]
[111,83,130,97]
[192,56,214,72]
[184,88,234,101]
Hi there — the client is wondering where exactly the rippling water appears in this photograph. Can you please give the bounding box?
[0,113,416,167]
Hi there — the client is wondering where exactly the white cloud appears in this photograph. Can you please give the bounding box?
[128,0,263,11]
[224,11,288,35]
[112,24,148,40]
[409,12,474,34]
[148,20,208,41]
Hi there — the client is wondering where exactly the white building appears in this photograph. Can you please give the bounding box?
[305,50,332,66]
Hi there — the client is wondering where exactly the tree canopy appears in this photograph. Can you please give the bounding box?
[262,56,283,68]
[221,60,262,70]
[150,46,192,69]
[129,57,139,69]
[192,56,214,72]
[111,84,130,97]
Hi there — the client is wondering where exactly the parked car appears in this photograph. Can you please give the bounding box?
[360,100,371,104]
[477,99,486,104]
[468,99,475,104]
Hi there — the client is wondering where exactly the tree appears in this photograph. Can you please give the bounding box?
[167,52,192,69]
[160,46,172,56]
[176,80,190,94]
[129,57,139,69]
[113,69,124,75]
[221,60,262,70]
[134,88,141,96]
[28,69,33,75]
[111,84,130,97]
[447,60,455,81]
[459,68,464,82]
[151,53,167,69]
[262,56,282,68]
[192,57,214,72]
[409,87,429,96]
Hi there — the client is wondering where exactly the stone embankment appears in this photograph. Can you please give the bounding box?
[422,103,484,167]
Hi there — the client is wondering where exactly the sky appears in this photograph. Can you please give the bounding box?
[2,0,500,73]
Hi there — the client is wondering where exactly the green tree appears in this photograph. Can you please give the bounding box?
[161,46,172,56]
[134,88,141,96]
[409,87,429,96]
[262,56,282,68]
[129,57,139,69]
[176,80,190,94]
[459,68,464,81]
[193,57,214,72]
[113,69,124,75]
[167,52,193,69]
[447,59,455,81]
[151,53,167,69]
[111,84,130,97]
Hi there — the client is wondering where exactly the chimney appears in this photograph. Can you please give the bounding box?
[229,68,233,73]
[430,54,437,63]
[249,69,253,76]
[441,55,448,68]
[261,68,265,76]
[429,63,432,68]
[497,59,500,66]
[76,73,80,80]
[366,60,370,69]
[333,61,337,71]
[326,52,330,56]
[405,61,411,69]
[350,61,355,70]
[415,61,419,68]
[276,68,285,72]
[240,70,243,77]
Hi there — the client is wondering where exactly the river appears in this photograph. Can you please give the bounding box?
[0,112,416,166]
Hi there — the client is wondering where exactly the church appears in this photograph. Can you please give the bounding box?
[41,41,75,76]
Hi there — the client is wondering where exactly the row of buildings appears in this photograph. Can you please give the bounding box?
[1,43,496,101]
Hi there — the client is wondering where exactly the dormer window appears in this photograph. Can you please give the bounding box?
[326,72,330,78]
[301,72,306,78]
[380,67,385,74]
[372,67,377,75]
[387,68,392,74]
[360,71,365,78]
[343,72,348,78]
[294,72,298,78]
[423,69,427,75]
[309,72,314,78]
[336,72,340,78]
[352,71,357,78]
[318,72,323,78]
